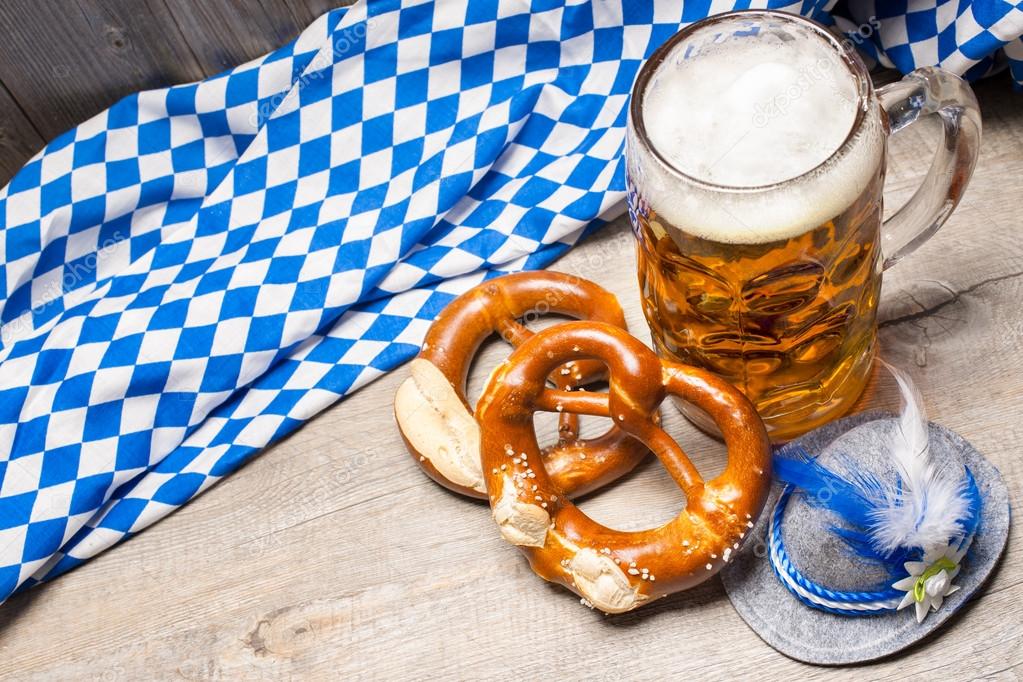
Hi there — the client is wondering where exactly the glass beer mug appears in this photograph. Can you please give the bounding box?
[626,11,981,441]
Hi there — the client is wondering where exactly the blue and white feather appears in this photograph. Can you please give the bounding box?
[867,362,973,555]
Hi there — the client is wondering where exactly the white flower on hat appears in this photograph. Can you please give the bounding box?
[892,544,965,623]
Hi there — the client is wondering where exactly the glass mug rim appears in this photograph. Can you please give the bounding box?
[628,9,875,194]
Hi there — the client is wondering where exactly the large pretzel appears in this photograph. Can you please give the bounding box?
[476,322,771,613]
[394,272,648,499]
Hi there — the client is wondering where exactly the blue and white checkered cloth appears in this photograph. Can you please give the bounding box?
[0,0,1020,603]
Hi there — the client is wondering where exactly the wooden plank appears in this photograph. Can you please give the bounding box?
[162,0,306,76]
[272,0,342,32]
[0,0,204,141]
[0,72,1021,681]
[0,0,353,182]
[162,0,356,78]
[0,82,44,188]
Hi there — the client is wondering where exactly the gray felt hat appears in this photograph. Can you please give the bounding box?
[722,410,1011,665]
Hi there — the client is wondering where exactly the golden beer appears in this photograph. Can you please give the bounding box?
[627,11,981,440]
[632,171,884,441]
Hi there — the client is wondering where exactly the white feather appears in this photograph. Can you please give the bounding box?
[867,361,969,555]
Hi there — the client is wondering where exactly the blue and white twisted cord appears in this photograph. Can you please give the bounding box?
[768,485,904,615]
[768,484,980,616]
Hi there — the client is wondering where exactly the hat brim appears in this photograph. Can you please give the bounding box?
[722,410,1011,665]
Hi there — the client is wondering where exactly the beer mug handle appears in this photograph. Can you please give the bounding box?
[876,67,982,270]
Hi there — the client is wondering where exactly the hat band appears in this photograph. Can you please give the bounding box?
[768,484,979,617]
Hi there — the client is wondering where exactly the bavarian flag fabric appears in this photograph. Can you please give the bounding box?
[1,0,1020,603]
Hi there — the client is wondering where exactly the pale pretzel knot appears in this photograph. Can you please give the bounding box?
[476,322,772,614]
[394,272,648,499]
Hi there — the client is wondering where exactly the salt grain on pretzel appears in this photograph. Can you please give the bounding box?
[476,322,771,614]
[394,271,647,499]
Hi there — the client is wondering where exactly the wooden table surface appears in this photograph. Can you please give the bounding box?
[2,75,1021,681]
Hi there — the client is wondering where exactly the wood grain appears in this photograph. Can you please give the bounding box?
[162,0,304,76]
[0,55,1021,682]
[0,0,351,187]
[0,0,204,140]
[0,83,43,185]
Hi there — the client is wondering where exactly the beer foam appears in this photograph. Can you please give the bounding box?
[630,29,883,244]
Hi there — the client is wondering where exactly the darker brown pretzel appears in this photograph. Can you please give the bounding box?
[476,322,771,613]
[394,271,648,499]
